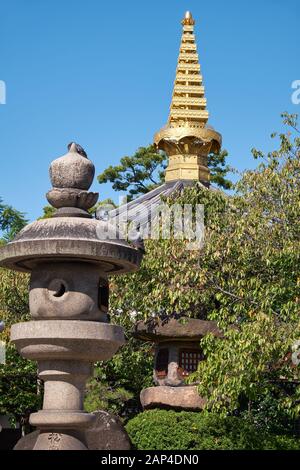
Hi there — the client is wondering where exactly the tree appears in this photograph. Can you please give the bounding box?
[0,268,41,427]
[0,201,39,426]
[98,145,167,201]
[192,112,300,417]
[90,198,117,216]
[98,144,232,201]
[38,205,56,219]
[84,302,153,419]
[107,113,300,422]
[0,198,28,242]
[84,337,153,419]
[0,343,41,428]
[208,149,232,190]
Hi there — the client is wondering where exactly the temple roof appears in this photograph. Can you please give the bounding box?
[106,179,193,229]
[103,179,221,237]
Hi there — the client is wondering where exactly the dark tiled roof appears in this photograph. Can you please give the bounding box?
[106,180,209,230]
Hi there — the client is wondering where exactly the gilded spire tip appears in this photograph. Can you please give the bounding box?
[182,11,195,26]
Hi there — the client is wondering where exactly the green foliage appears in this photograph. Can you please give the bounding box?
[0,268,29,329]
[97,144,232,201]
[38,205,56,219]
[0,200,38,423]
[126,409,300,450]
[84,376,133,416]
[90,198,117,214]
[84,294,154,419]
[192,113,300,415]
[84,334,153,419]
[108,187,224,321]
[98,145,167,201]
[239,391,297,435]
[0,344,41,423]
[0,197,28,241]
[208,149,232,189]
[0,268,38,423]
[101,340,153,396]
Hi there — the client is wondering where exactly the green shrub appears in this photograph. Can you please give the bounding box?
[126,409,300,450]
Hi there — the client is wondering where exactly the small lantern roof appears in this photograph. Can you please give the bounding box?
[133,317,223,342]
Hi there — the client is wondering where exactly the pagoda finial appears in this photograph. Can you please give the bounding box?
[182,11,195,26]
[154,12,222,184]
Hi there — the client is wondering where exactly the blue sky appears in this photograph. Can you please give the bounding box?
[0,0,299,221]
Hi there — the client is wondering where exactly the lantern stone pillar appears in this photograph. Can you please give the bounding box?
[0,143,143,450]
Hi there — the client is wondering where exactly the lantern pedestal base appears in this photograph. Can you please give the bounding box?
[140,385,206,411]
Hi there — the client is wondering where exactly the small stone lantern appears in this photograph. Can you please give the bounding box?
[133,317,222,410]
[0,143,143,450]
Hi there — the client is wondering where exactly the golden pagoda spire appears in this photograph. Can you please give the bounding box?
[169,11,208,129]
[154,11,222,184]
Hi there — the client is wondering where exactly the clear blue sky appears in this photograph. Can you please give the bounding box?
[0,0,299,221]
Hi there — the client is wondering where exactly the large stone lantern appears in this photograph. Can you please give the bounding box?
[133,318,222,410]
[0,143,143,450]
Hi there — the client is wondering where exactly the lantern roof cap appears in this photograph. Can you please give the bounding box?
[132,317,223,342]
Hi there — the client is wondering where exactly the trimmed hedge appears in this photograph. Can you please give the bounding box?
[126,409,300,450]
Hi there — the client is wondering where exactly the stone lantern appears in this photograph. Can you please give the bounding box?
[133,317,222,410]
[0,143,143,450]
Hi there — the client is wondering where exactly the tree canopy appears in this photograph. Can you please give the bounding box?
[0,263,40,425]
[0,198,28,242]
